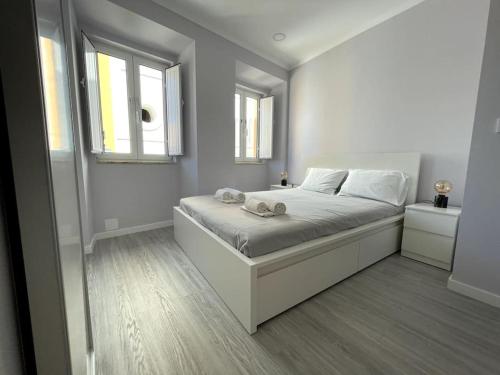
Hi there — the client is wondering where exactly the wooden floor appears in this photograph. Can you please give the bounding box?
[87,227,500,375]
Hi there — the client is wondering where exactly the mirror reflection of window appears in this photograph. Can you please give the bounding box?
[39,33,71,152]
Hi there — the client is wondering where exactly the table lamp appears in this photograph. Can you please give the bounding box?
[281,171,288,186]
[434,180,452,208]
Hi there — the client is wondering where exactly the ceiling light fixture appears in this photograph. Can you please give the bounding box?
[272,32,286,42]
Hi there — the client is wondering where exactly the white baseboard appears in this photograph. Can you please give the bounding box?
[448,275,500,309]
[84,219,173,254]
[60,236,81,247]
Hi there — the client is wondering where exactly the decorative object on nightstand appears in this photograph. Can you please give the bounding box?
[401,203,461,271]
[270,184,294,190]
[433,180,453,208]
[280,171,288,186]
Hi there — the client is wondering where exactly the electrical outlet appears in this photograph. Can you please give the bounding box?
[496,118,500,133]
[104,218,119,231]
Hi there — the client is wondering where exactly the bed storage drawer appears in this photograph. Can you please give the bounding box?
[257,242,359,324]
[358,224,402,270]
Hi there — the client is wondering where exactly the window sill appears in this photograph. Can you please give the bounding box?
[235,160,265,165]
[96,158,176,165]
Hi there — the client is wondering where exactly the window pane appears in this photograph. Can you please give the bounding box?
[82,34,103,153]
[235,94,240,158]
[39,36,71,151]
[139,65,165,155]
[97,53,130,154]
[246,96,258,158]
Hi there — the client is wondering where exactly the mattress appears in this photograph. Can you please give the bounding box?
[179,188,403,258]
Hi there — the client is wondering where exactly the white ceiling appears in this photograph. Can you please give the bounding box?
[152,0,426,69]
[75,0,193,59]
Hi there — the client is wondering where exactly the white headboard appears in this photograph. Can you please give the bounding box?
[301,152,421,205]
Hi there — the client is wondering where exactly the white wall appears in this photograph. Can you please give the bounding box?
[452,0,500,301]
[268,82,289,185]
[194,41,270,194]
[89,162,180,232]
[288,0,489,205]
[179,41,199,197]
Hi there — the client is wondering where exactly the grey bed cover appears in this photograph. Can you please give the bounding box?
[179,188,403,258]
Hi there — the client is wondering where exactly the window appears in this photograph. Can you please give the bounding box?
[234,87,274,162]
[82,36,183,162]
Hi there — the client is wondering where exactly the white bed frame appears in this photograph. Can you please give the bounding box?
[174,153,421,333]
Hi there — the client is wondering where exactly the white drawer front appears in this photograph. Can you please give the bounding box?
[257,242,359,324]
[404,209,458,237]
[359,225,402,270]
[401,228,454,264]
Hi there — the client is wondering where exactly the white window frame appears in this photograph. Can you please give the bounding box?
[133,55,170,162]
[93,41,172,163]
[235,88,262,164]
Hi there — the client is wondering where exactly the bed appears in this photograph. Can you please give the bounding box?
[180,190,404,258]
[174,152,421,333]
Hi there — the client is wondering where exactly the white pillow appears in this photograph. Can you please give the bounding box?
[299,168,348,195]
[338,169,409,206]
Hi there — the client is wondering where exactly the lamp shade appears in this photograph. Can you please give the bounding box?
[434,180,453,195]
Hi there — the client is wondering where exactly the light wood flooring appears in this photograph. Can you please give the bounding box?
[86,227,500,375]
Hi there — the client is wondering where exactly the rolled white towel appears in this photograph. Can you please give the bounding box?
[245,198,270,214]
[241,206,275,217]
[264,200,287,215]
[224,188,245,203]
[214,189,233,201]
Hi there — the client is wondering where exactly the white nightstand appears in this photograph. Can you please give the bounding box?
[270,184,294,190]
[401,203,461,271]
